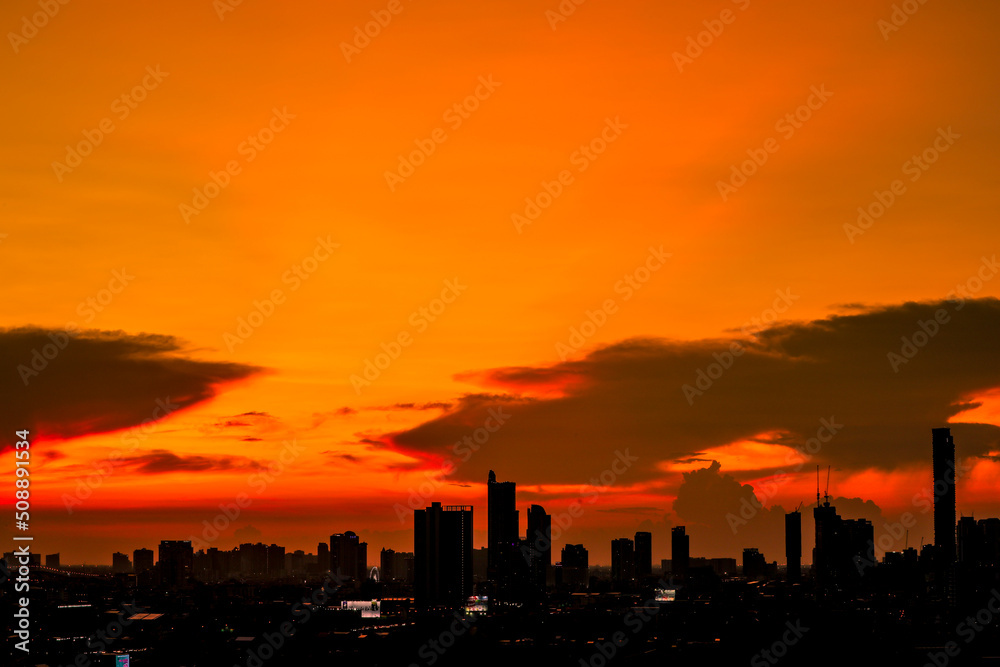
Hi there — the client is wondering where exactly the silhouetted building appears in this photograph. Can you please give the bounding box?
[933,427,957,562]
[158,540,193,586]
[561,544,589,589]
[786,510,802,581]
[414,502,473,606]
[380,548,414,582]
[634,531,652,578]
[317,542,330,572]
[266,544,285,576]
[331,532,361,580]
[358,540,368,580]
[472,547,489,582]
[671,526,690,577]
[743,548,766,579]
[525,504,551,593]
[112,552,132,573]
[133,548,154,573]
[45,553,60,568]
[487,470,519,596]
[611,538,635,587]
[290,549,305,574]
[813,500,874,589]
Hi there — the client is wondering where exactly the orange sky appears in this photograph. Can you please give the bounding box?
[2,0,999,566]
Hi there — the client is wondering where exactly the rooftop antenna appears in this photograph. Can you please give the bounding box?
[816,465,820,507]
[905,530,909,550]
[824,465,831,506]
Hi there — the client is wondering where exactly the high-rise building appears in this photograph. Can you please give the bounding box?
[358,540,368,580]
[634,531,652,578]
[414,502,473,606]
[158,540,193,586]
[611,538,635,587]
[933,427,957,562]
[785,510,802,581]
[45,553,60,568]
[743,548,766,579]
[813,500,873,588]
[487,470,519,595]
[330,532,361,580]
[526,505,552,592]
[671,526,690,577]
[266,544,285,576]
[133,548,154,574]
[112,552,132,573]
[317,542,330,572]
[561,543,589,589]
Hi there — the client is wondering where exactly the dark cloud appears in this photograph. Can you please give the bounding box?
[671,461,887,561]
[241,437,262,442]
[117,449,262,474]
[373,402,454,412]
[2,327,263,449]
[386,299,1000,485]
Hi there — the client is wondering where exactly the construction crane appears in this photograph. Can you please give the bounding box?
[816,465,821,507]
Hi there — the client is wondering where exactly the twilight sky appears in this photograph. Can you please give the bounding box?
[2,0,999,566]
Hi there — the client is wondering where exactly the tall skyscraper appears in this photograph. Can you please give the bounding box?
[330,531,361,579]
[933,427,957,562]
[634,531,652,578]
[45,553,60,568]
[671,526,690,577]
[158,540,193,587]
[414,502,473,606]
[561,543,589,589]
[133,548,154,574]
[487,470,519,595]
[317,542,330,572]
[785,510,802,581]
[526,504,552,592]
[112,552,132,573]
[743,547,766,579]
[611,538,635,587]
